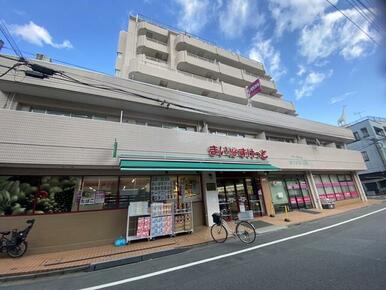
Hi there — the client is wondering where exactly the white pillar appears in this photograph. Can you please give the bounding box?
[202,172,220,226]
[306,171,322,210]
[353,172,367,201]
[257,131,266,140]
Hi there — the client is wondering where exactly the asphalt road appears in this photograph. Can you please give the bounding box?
[2,202,386,290]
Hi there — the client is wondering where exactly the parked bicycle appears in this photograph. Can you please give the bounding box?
[1,219,35,258]
[211,212,256,244]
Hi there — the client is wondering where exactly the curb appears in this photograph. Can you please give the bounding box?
[0,265,90,283]
[0,247,191,283]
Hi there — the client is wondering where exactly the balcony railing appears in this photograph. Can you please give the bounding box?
[179,70,219,84]
[146,36,167,46]
[145,55,168,64]
[186,52,216,64]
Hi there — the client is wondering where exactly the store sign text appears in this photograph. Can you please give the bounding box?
[208,145,268,160]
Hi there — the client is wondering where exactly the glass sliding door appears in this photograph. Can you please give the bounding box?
[245,178,265,216]
[225,181,238,219]
[217,181,231,219]
[235,179,249,212]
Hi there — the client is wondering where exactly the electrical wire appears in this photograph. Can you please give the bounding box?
[344,0,381,33]
[0,20,24,59]
[0,62,24,77]
[325,0,379,45]
[354,0,378,19]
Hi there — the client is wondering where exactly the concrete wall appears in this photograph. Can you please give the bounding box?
[0,110,365,171]
[1,209,127,253]
[0,200,205,254]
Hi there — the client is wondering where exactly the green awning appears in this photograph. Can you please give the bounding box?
[119,160,279,172]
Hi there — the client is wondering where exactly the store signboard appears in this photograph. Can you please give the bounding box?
[246,79,261,98]
[208,145,268,160]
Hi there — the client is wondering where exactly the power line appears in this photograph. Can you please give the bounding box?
[0,20,24,59]
[354,0,378,19]
[345,0,381,33]
[325,0,379,45]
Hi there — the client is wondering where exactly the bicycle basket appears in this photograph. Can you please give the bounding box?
[212,213,222,225]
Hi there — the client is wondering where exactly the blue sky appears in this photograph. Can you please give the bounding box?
[1,0,385,125]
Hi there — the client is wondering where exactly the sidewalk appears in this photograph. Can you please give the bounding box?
[0,198,383,279]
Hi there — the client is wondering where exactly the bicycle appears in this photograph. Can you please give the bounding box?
[210,212,256,244]
[0,219,35,258]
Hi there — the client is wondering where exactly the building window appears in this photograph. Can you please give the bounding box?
[77,176,119,211]
[313,174,359,201]
[0,176,81,215]
[267,135,295,143]
[119,177,151,208]
[361,128,369,137]
[361,151,369,161]
[353,132,360,141]
[373,127,385,136]
[0,175,202,216]
[209,129,248,138]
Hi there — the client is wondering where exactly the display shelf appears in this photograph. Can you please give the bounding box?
[151,214,173,217]
[129,213,151,217]
[127,235,150,241]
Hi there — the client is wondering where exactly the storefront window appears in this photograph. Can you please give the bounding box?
[78,176,118,211]
[321,175,336,200]
[39,176,80,213]
[313,174,358,201]
[178,175,202,201]
[313,175,326,199]
[1,174,202,216]
[0,176,80,216]
[269,180,289,210]
[0,176,39,216]
[119,177,151,208]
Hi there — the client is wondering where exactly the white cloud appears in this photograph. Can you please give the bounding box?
[295,69,333,100]
[268,0,336,36]
[248,35,286,81]
[329,91,356,104]
[297,65,306,76]
[10,21,73,49]
[218,0,262,38]
[174,0,210,34]
[299,8,377,63]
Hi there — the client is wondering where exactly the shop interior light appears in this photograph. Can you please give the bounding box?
[131,178,136,183]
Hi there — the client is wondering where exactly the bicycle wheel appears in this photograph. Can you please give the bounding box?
[210,224,228,243]
[7,241,28,258]
[236,221,256,244]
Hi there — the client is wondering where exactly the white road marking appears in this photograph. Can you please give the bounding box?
[80,206,386,290]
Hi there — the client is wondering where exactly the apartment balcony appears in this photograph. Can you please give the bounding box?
[221,82,295,114]
[137,21,169,38]
[238,55,265,75]
[137,35,168,55]
[176,51,219,78]
[128,58,222,95]
[218,62,244,87]
[242,71,277,95]
[216,47,239,66]
[175,34,217,55]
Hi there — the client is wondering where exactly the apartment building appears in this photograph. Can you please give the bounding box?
[347,117,386,195]
[115,16,295,115]
[0,17,367,253]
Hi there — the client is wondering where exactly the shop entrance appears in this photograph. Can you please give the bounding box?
[216,176,265,220]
